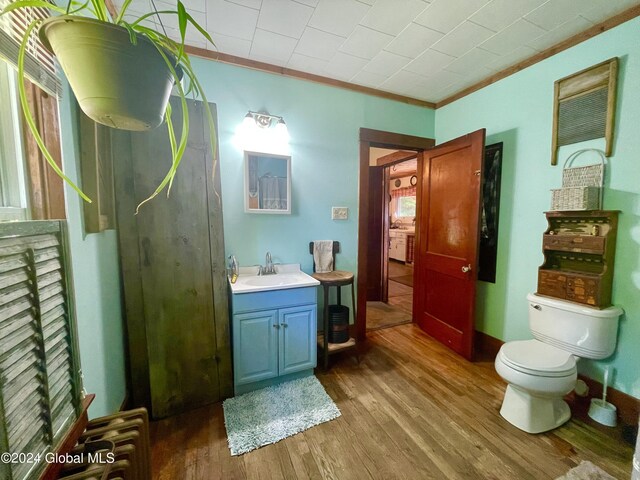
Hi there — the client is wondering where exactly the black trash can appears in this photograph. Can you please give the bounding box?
[328,304,349,343]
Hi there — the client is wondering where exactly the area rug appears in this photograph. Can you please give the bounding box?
[390,274,414,287]
[366,301,412,331]
[223,376,341,456]
[555,461,617,480]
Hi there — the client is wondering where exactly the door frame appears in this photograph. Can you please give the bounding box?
[357,128,435,341]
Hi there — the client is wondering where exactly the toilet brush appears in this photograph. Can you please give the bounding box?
[588,367,617,427]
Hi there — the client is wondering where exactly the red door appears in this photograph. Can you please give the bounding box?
[414,130,485,359]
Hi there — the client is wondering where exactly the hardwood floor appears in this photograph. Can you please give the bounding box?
[150,324,633,480]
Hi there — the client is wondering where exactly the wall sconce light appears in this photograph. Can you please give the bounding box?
[243,111,288,136]
[238,110,289,152]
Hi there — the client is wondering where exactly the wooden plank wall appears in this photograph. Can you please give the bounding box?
[113,99,232,419]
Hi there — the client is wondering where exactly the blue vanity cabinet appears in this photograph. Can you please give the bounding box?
[234,309,279,386]
[279,305,317,375]
[231,287,317,394]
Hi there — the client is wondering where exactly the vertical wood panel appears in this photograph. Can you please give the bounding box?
[112,129,152,411]
[114,99,231,418]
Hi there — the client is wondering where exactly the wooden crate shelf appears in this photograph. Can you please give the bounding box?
[537,210,618,308]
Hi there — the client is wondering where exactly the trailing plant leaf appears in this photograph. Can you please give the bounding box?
[0,0,66,15]
[134,44,189,213]
[3,0,218,211]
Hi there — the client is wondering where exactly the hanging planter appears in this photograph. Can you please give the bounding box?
[1,0,216,211]
[40,16,183,131]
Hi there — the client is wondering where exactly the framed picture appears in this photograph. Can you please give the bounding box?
[478,142,503,283]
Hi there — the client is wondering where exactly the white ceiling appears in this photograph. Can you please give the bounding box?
[113,0,640,104]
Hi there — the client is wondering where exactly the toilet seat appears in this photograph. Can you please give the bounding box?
[498,340,576,378]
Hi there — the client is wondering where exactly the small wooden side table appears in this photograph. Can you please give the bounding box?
[312,270,358,369]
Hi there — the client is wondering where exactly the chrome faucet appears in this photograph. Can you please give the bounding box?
[258,251,277,275]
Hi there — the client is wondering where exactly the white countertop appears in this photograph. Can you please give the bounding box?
[229,263,320,294]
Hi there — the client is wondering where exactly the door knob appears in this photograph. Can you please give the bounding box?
[461,264,472,273]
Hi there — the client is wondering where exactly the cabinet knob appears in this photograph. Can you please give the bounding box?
[273,324,280,329]
[281,323,288,328]
[461,264,472,273]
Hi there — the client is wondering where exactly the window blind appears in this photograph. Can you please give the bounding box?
[0,221,82,480]
[0,0,61,97]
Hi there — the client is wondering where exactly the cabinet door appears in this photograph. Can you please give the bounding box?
[279,305,317,375]
[234,310,279,385]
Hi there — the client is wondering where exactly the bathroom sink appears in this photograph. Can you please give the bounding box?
[243,274,303,287]
[230,264,320,294]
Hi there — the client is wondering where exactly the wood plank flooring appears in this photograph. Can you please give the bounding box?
[150,324,633,480]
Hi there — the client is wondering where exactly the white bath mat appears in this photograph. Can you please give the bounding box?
[556,461,617,480]
[223,376,341,456]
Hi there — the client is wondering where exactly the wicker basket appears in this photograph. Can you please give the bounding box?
[551,149,605,211]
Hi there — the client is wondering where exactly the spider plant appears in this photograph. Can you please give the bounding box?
[1,0,217,212]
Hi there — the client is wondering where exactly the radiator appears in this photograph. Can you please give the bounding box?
[56,408,151,480]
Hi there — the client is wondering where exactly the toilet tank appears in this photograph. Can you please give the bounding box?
[527,293,623,359]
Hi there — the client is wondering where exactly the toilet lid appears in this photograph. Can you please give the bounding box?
[500,340,576,377]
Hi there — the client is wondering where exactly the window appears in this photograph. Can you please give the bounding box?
[396,195,416,218]
[0,62,30,221]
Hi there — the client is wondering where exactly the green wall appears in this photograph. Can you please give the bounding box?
[57,80,127,418]
[192,58,435,276]
[435,17,640,398]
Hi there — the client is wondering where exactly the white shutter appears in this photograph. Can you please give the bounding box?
[0,221,82,480]
[0,0,61,97]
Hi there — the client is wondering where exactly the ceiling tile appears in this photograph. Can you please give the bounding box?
[351,70,388,88]
[418,70,465,95]
[287,53,329,75]
[363,51,412,77]
[405,48,456,75]
[206,0,259,41]
[431,21,494,57]
[226,0,262,10]
[295,28,345,60]
[360,0,428,36]
[385,23,444,59]
[480,18,546,55]
[257,0,314,38]
[580,0,640,23]
[525,0,582,31]
[249,28,298,63]
[381,69,431,93]
[484,45,537,72]
[324,52,369,81]
[339,25,394,60]
[210,33,252,57]
[414,0,489,33]
[308,0,370,37]
[469,0,546,32]
[526,15,593,51]
[444,48,499,74]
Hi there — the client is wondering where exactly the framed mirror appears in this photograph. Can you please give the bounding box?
[244,151,291,214]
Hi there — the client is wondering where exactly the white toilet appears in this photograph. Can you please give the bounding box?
[495,293,623,434]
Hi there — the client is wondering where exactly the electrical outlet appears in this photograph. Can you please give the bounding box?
[332,207,348,220]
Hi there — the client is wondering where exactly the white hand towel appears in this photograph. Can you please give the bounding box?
[313,240,334,273]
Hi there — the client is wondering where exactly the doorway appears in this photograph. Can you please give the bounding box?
[366,151,418,331]
[356,129,434,340]
[357,128,486,361]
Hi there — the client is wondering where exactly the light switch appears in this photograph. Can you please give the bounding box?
[332,207,348,220]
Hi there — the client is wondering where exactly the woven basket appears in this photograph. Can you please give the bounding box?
[551,149,605,210]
